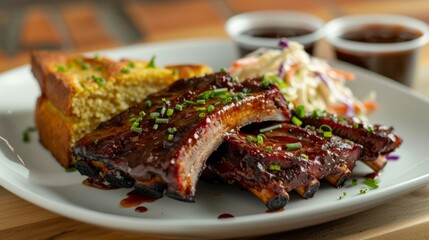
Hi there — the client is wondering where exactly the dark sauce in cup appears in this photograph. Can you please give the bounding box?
[239,26,316,56]
[334,24,423,86]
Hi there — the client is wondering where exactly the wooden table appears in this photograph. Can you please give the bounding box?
[1,0,429,239]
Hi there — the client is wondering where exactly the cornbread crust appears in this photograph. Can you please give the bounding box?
[35,97,74,167]
[31,51,75,116]
[32,50,212,167]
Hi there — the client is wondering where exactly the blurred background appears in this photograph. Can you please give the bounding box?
[1,0,429,84]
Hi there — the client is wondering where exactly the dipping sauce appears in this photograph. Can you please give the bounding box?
[334,24,423,86]
[240,26,317,56]
[341,24,422,43]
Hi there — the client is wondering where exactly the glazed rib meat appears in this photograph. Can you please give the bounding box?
[299,110,402,171]
[202,122,363,211]
[72,72,290,202]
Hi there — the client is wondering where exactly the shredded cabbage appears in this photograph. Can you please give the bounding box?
[229,41,375,119]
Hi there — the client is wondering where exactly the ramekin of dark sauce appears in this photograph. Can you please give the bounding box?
[325,14,429,86]
[225,11,324,56]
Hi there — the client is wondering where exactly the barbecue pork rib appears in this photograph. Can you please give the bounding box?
[202,122,363,211]
[72,72,290,202]
[298,110,402,171]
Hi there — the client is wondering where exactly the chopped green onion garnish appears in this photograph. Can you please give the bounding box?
[246,135,257,143]
[94,53,101,60]
[175,104,183,111]
[338,192,347,200]
[220,67,227,73]
[338,117,348,125]
[121,67,130,74]
[232,76,239,82]
[199,112,206,118]
[149,112,160,119]
[294,105,305,118]
[171,69,178,75]
[166,109,174,116]
[286,142,302,150]
[363,178,379,189]
[319,124,333,138]
[196,99,206,105]
[198,91,211,100]
[237,92,246,99]
[81,63,90,70]
[167,127,177,134]
[147,56,156,68]
[184,100,197,105]
[167,134,174,141]
[260,79,270,88]
[65,167,77,172]
[139,111,146,117]
[319,124,332,134]
[222,97,232,105]
[207,105,215,112]
[300,153,309,159]
[195,107,206,112]
[366,125,374,133]
[311,109,324,119]
[360,188,369,194]
[128,117,136,122]
[67,61,75,68]
[265,146,273,151]
[306,125,316,130]
[291,116,303,126]
[155,118,169,124]
[160,106,166,116]
[57,65,67,72]
[22,126,37,143]
[213,88,228,93]
[354,123,359,129]
[130,126,142,133]
[91,75,106,86]
[323,131,333,138]
[131,122,140,128]
[269,164,281,171]
[146,100,152,108]
[259,124,282,133]
[257,135,264,145]
[153,124,159,130]
[352,179,358,186]
[129,62,136,68]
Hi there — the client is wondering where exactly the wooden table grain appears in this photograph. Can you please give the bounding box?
[1,0,429,239]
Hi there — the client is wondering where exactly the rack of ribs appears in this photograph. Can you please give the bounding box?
[72,72,290,202]
[202,122,363,211]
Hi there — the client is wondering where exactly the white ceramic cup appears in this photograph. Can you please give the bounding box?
[324,14,429,86]
[225,10,325,56]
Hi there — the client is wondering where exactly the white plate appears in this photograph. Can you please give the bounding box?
[1,39,429,239]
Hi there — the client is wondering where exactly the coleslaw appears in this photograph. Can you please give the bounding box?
[229,40,377,119]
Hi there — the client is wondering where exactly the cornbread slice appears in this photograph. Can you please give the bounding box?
[31,51,211,167]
